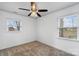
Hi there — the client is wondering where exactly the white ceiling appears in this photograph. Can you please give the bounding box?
[0,2,78,18]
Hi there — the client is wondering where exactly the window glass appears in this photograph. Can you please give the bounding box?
[59,15,77,39]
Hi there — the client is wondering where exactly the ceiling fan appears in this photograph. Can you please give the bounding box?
[18,2,48,17]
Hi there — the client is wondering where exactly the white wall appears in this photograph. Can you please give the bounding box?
[37,4,79,55]
[0,11,36,50]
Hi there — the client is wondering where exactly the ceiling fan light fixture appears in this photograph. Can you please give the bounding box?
[32,4,35,10]
[18,2,48,17]
[31,12,37,16]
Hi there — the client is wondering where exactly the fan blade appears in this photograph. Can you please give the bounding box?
[38,9,48,12]
[37,12,41,17]
[28,12,32,16]
[19,8,30,11]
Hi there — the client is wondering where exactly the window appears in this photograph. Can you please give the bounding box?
[7,19,20,31]
[59,15,77,39]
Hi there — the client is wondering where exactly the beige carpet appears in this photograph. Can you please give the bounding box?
[0,41,74,56]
